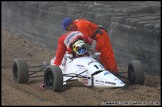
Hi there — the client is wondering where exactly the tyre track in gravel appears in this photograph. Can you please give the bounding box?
[2,28,161,106]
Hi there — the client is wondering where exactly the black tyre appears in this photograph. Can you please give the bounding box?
[12,58,29,83]
[44,65,63,92]
[128,60,145,85]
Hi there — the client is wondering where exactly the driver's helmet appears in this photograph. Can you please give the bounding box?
[72,39,87,55]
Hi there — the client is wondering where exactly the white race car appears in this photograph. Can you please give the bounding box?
[12,52,145,92]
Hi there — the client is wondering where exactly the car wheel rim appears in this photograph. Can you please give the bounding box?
[128,64,135,84]
[46,70,54,87]
[13,63,18,81]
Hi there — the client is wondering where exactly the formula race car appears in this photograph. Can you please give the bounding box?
[12,51,145,92]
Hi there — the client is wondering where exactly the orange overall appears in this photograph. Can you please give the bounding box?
[73,19,118,73]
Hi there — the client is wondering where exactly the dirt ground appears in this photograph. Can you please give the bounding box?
[1,28,161,106]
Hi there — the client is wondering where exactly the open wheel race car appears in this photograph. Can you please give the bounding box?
[12,51,145,92]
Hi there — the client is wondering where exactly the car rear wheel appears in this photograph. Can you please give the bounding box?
[128,60,145,85]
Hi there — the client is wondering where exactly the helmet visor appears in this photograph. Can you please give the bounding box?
[76,45,87,55]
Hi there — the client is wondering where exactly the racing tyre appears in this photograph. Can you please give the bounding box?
[44,65,63,92]
[128,60,144,85]
[12,58,29,83]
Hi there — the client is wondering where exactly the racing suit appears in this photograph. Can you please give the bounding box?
[54,31,95,66]
[73,19,118,73]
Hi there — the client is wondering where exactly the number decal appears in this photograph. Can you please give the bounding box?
[94,65,99,69]
[94,64,104,69]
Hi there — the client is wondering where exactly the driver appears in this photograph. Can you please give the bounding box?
[52,31,95,66]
